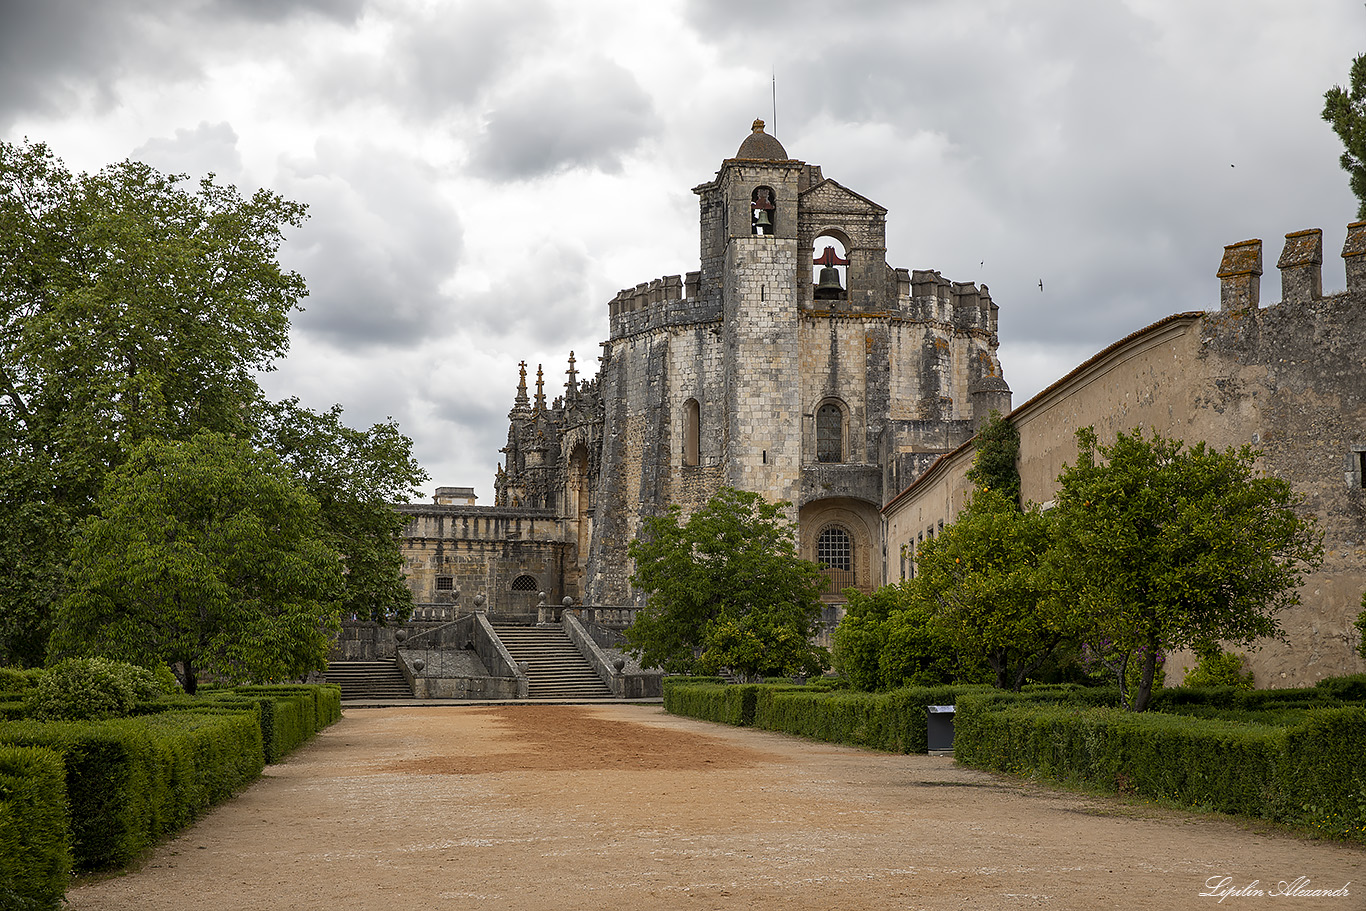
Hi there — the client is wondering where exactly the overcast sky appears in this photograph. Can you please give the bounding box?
[3,0,1362,501]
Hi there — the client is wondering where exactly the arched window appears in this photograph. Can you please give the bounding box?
[510,574,539,592]
[816,403,843,463]
[683,398,700,467]
[817,525,852,572]
[751,187,775,235]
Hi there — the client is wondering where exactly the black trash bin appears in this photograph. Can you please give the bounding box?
[927,704,955,753]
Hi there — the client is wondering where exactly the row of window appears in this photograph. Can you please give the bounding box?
[681,399,848,465]
[434,574,539,592]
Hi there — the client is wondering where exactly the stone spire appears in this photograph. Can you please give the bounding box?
[511,360,531,415]
[534,364,546,411]
[565,350,579,398]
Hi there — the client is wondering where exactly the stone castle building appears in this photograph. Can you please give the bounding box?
[885,225,1366,684]
[400,121,1011,618]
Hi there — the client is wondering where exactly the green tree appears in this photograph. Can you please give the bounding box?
[624,487,829,678]
[256,398,428,623]
[912,488,1064,690]
[1050,428,1323,711]
[965,410,1021,507]
[49,433,343,694]
[0,139,307,664]
[1323,52,1366,219]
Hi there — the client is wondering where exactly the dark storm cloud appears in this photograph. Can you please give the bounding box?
[469,57,660,180]
[275,142,464,350]
[0,0,364,127]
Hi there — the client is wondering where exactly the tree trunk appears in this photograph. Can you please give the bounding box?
[183,658,198,696]
[1130,646,1159,712]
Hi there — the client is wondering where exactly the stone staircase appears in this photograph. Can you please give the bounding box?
[324,659,413,700]
[494,625,613,699]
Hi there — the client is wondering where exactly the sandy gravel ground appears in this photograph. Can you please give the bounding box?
[66,704,1363,911]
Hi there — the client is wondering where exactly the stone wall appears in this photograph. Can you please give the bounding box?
[883,225,1366,685]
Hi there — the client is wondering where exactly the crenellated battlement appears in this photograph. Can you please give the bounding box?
[898,268,998,336]
[1218,222,1366,311]
[607,271,720,339]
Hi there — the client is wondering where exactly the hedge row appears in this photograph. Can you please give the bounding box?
[952,697,1366,839]
[0,682,342,908]
[665,679,995,753]
[0,745,69,910]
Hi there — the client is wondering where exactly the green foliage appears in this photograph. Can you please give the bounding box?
[0,745,70,910]
[913,488,1063,690]
[50,433,344,694]
[1183,647,1255,690]
[954,696,1366,841]
[833,585,965,690]
[255,398,428,623]
[965,410,1021,506]
[1049,427,1323,711]
[25,658,140,721]
[0,140,309,666]
[625,488,829,679]
[665,679,992,753]
[0,668,39,693]
[1323,53,1366,219]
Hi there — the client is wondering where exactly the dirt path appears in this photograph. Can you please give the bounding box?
[67,705,1362,910]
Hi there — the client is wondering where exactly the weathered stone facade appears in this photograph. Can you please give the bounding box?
[884,223,1366,686]
[400,122,1009,614]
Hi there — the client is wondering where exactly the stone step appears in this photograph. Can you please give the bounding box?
[493,625,612,699]
[324,659,413,699]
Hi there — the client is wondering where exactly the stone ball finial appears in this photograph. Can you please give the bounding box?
[612,656,627,673]
[412,658,425,672]
[538,591,547,605]
[395,629,408,642]
[562,595,574,607]
[474,593,487,610]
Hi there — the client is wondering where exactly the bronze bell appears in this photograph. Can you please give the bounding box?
[753,209,772,228]
[815,265,844,298]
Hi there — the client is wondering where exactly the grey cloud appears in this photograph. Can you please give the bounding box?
[470,57,660,180]
[303,0,554,118]
[455,243,601,350]
[276,143,464,350]
[131,121,245,182]
[0,0,365,128]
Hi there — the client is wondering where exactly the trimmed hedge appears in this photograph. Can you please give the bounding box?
[0,745,69,910]
[0,683,340,875]
[952,696,1366,840]
[665,680,995,753]
[0,710,263,871]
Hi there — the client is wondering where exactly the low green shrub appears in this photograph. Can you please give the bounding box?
[0,745,70,910]
[0,668,39,694]
[23,658,180,722]
[1315,673,1366,702]
[1182,650,1255,689]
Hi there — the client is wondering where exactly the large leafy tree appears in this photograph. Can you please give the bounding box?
[625,487,829,679]
[256,398,428,623]
[0,139,307,664]
[1049,428,1323,711]
[913,488,1065,691]
[50,433,343,694]
[1323,53,1366,219]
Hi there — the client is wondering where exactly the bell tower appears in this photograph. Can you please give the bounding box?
[693,120,807,506]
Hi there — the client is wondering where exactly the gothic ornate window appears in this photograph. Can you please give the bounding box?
[816,403,843,463]
[510,574,538,592]
[683,398,700,467]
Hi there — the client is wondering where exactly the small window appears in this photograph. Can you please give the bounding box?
[683,398,700,467]
[817,526,852,572]
[816,403,843,463]
[510,574,538,592]
[435,576,454,591]
[1359,451,1366,488]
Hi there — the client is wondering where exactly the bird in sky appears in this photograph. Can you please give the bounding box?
[1039,279,1044,292]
